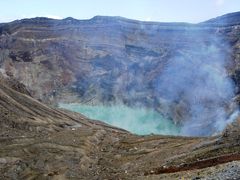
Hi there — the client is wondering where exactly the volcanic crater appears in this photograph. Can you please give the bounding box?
[0,12,240,179]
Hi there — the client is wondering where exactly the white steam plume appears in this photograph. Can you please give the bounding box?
[155,37,238,136]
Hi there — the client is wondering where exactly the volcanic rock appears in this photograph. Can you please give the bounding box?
[0,77,240,179]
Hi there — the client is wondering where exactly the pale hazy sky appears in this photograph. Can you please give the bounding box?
[0,0,240,23]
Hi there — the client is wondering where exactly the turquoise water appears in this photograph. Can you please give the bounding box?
[59,103,180,135]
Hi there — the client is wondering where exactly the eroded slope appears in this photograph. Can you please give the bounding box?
[0,76,240,179]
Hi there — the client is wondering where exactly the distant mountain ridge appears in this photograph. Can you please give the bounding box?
[202,11,240,26]
[2,11,240,27]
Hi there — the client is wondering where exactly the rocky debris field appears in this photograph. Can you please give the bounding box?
[0,74,240,179]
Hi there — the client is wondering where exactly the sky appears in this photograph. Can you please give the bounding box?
[0,0,240,23]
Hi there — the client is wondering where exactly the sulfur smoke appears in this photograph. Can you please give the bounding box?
[59,24,239,137]
[155,36,238,136]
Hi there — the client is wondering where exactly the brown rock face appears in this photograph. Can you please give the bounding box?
[1,13,240,135]
[0,14,239,106]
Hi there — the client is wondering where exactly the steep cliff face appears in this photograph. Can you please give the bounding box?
[0,13,240,130]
